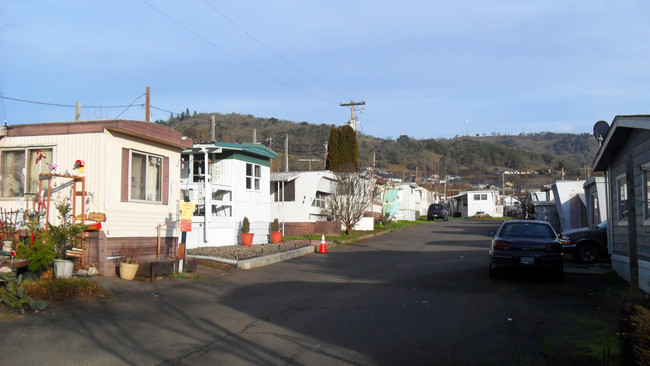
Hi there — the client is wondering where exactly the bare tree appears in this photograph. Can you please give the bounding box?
[326,171,376,235]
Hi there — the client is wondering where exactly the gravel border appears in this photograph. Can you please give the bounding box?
[187,241,314,261]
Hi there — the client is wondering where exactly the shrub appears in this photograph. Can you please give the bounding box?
[241,217,250,233]
[117,244,142,264]
[22,277,104,300]
[16,233,56,272]
[271,218,280,232]
[620,293,650,365]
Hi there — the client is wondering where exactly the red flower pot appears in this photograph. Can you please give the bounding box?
[270,232,282,244]
[241,233,254,246]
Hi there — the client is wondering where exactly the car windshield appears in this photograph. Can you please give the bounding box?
[431,205,443,209]
[500,223,555,239]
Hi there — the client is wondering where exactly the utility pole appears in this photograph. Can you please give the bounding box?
[324,141,328,169]
[145,86,150,122]
[340,100,365,132]
[285,134,289,172]
[211,115,216,141]
[75,102,81,121]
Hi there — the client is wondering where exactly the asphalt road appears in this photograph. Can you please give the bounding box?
[0,220,617,365]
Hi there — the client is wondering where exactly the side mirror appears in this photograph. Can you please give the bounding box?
[488,231,496,237]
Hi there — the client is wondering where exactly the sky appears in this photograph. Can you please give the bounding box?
[1,1,650,139]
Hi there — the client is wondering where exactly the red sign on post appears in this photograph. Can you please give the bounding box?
[180,219,192,232]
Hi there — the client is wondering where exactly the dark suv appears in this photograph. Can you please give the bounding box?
[561,221,608,264]
[427,204,449,221]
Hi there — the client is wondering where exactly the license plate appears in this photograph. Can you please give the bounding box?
[520,257,535,265]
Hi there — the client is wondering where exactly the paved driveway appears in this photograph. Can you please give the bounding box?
[0,220,619,365]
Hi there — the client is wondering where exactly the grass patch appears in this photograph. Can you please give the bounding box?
[535,272,627,365]
[22,277,108,301]
[619,290,650,366]
[573,316,621,362]
[283,220,424,246]
[167,272,204,280]
[466,216,515,221]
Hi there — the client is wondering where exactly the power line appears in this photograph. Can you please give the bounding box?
[0,95,144,109]
[201,0,345,99]
[114,93,146,119]
[138,0,331,103]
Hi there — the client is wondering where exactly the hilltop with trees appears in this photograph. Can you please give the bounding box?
[155,111,599,185]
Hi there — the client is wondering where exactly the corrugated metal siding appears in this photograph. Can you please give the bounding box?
[121,148,129,202]
[609,129,650,261]
[0,133,105,225]
[163,156,169,205]
[103,131,182,238]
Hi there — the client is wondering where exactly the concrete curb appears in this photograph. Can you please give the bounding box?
[564,263,612,275]
[189,245,317,270]
[237,245,316,269]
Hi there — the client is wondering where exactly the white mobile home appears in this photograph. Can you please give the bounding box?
[270,171,338,236]
[414,186,434,217]
[180,142,277,248]
[551,180,586,231]
[0,120,193,275]
[584,176,606,227]
[395,182,419,221]
[452,190,500,218]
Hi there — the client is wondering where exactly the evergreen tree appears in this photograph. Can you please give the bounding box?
[326,126,340,170]
[339,125,359,171]
[326,125,359,172]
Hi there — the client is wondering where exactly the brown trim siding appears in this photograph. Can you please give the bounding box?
[163,156,169,205]
[6,120,193,149]
[121,148,129,202]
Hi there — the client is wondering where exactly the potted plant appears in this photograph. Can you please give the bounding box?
[240,216,254,246]
[16,230,56,278]
[15,212,55,278]
[270,218,282,244]
[48,201,87,279]
[117,244,142,280]
[0,208,18,252]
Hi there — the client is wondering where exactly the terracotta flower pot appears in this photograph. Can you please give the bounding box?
[270,232,282,244]
[241,233,254,246]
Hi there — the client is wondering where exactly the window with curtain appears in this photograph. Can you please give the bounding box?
[131,152,162,202]
[0,148,52,197]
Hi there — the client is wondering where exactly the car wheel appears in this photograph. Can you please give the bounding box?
[576,242,599,264]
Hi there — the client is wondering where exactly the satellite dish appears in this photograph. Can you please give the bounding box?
[593,120,609,141]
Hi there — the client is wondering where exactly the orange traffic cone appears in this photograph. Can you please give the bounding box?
[319,234,327,254]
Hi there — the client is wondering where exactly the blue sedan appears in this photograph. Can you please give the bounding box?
[488,220,564,280]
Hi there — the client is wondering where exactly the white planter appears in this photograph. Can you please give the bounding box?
[2,240,12,252]
[119,262,139,280]
[53,259,74,279]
